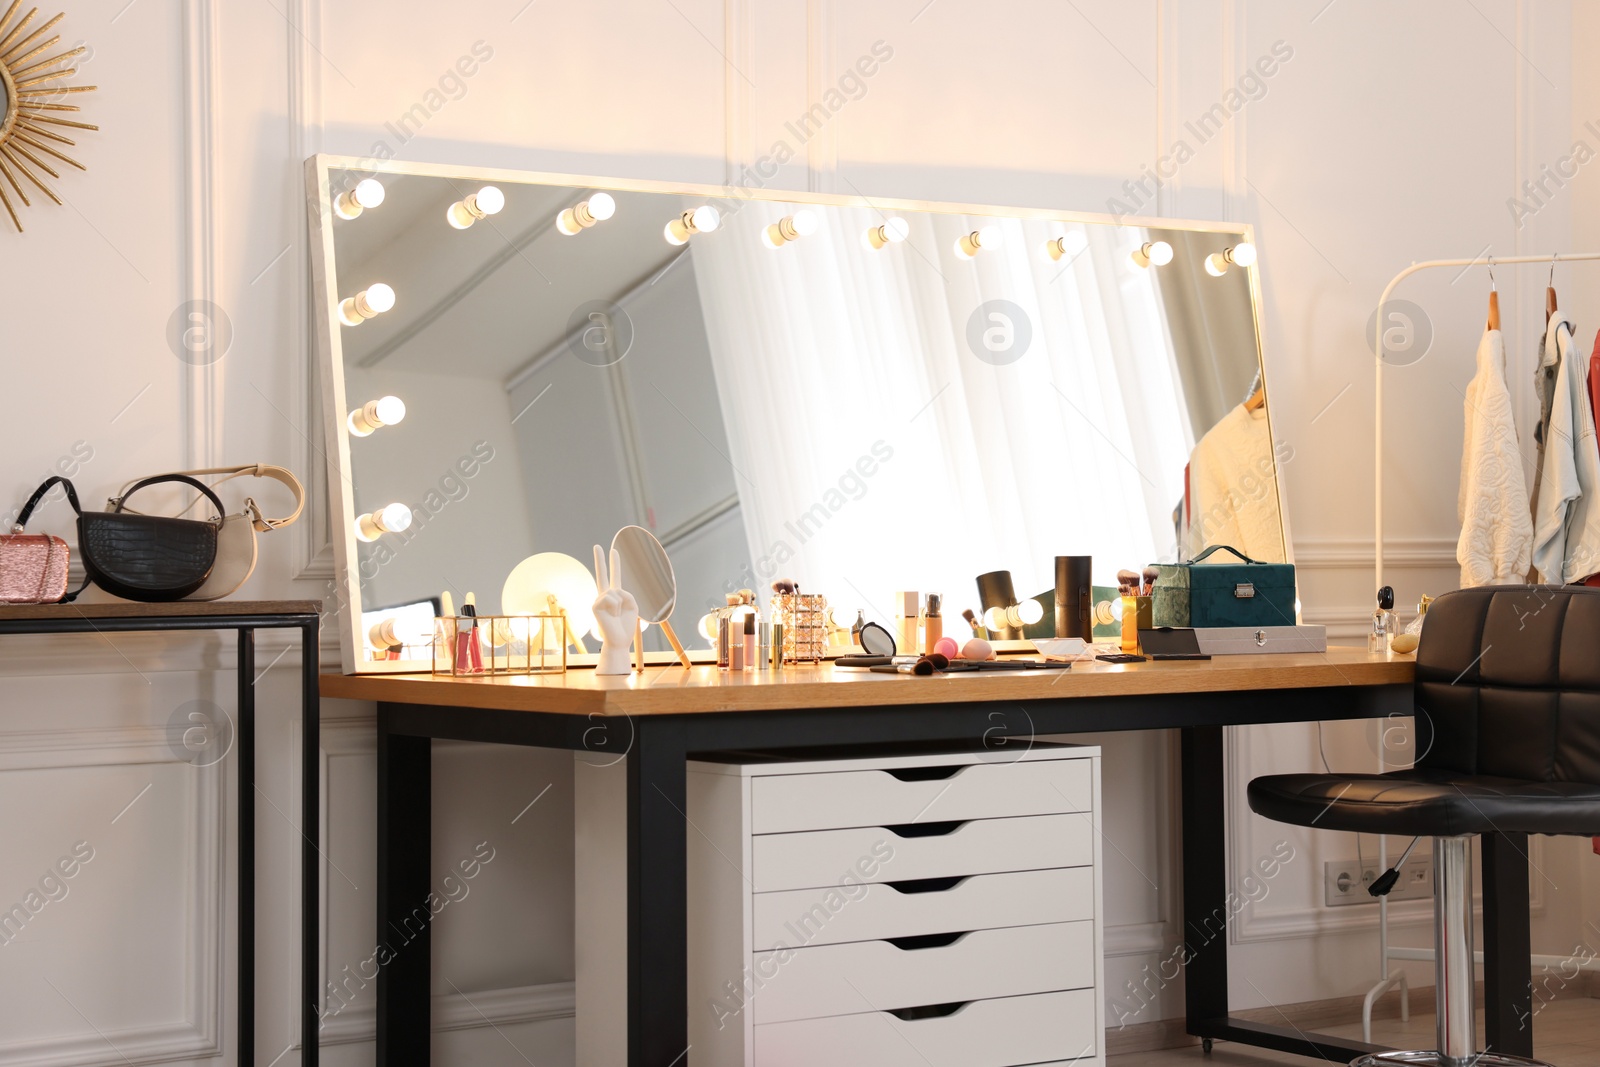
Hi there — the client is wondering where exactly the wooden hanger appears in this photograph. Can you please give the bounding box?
[1245,384,1266,412]
[1546,254,1559,324]
[1487,256,1501,331]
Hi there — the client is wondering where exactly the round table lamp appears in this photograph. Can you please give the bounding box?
[501,552,598,654]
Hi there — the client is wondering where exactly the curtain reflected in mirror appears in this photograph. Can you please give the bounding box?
[319,165,1283,662]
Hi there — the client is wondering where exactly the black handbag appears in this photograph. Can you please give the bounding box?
[16,475,225,603]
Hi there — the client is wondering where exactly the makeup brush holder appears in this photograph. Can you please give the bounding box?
[770,593,827,664]
[432,613,568,676]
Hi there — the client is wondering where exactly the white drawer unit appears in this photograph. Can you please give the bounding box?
[653,743,1105,1067]
[752,988,1099,1067]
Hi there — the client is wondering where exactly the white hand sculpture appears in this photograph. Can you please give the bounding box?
[591,545,639,675]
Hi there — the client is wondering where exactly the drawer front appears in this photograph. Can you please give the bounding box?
[753,988,1097,1067]
[752,866,1094,951]
[753,814,1092,892]
[751,757,1092,834]
[752,920,1095,1024]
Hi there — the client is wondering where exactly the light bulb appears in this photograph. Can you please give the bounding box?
[334,178,385,220]
[356,502,413,542]
[691,205,720,232]
[1046,230,1088,261]
[1016,598,1044,625]
[339,283,396,326]
[347,395,407,437]
[864,217,909,249]
[447,186,506,229]
[1205,252,1230,277]
[665,205,720,244]
[763,209,820,249]
[1132,240,1174,268]
[983,606,1007,631]
[955,224,1003,259]
[557,191,618,236]
[1231,241,1257,266]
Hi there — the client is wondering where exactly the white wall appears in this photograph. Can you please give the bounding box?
[2,2,1596,1064]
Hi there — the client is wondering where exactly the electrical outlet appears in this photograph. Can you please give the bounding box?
[1323,857,1433,907]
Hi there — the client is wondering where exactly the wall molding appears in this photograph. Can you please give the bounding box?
[181,0,221,470]
[291,0,335,582]
[316,980,575,1046]
[0,728,223,1067]
[804,0,838,194]
[1294,536,1456,571]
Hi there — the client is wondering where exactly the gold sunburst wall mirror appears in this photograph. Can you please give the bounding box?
[0,1,96,233]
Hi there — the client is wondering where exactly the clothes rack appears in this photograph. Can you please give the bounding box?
[1367,250,1600,1041]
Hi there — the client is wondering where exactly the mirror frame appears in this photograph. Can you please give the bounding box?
[306,153,1288,674]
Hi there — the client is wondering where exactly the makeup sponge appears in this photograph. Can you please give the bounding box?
[961,637,995,661]
[934,636,959,659]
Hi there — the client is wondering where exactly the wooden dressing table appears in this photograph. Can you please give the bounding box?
[322,649,1535,1067]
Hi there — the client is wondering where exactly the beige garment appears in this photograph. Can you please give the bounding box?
[1457,329,1533,586]
[1182,404,1286,562]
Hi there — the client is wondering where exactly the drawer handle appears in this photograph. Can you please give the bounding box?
[884,875,968,894]
[884,931,968,951]
[885,765,966,782]
[887,1001,969,1021]
[883,820,966,838]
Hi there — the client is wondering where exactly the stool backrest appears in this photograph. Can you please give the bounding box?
[1415,585,1600,784]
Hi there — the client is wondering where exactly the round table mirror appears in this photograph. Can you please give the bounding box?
[612,525,692,667]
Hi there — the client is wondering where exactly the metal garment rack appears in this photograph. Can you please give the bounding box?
[1368,251,1600,1040]
[0,602,322,1067]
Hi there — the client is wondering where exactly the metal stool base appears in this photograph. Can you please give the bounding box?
[1353,1051,1554,1067]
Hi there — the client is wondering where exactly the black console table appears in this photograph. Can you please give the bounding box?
[0,600,321,1067]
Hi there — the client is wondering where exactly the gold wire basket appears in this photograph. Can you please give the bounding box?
[432,614,568,676]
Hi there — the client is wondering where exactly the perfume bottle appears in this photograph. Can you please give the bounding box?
[1403,593,1434,637]
[1369,586,1398,653]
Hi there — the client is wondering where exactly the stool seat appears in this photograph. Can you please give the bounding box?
[1248,767,1600,837]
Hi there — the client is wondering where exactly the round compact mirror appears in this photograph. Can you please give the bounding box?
[611,525,692,667]
[859,620,896,656]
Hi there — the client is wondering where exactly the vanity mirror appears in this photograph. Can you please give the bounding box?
[309,156,1288,673]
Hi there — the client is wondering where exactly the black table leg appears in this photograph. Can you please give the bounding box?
[238,629,256,1067]
[628,718,688,1067]
[1482,831,1534,1056]
[1182,725,1230,1032]
[377,716,431,1067]
[302,620,321,1067]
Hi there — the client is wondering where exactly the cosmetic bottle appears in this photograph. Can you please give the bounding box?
[743,613,756,672]
[852,609,866,647]
[923,593,942,655]
[1369,586,1397,653]
[771,620,785,668]
[896,591,920,656]
[730,626,743,671]
[1403,593,1433,637]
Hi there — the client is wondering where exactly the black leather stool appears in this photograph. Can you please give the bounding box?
[1249,586,1600,1067]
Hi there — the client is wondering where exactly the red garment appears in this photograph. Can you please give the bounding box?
[1591,329,1600,448]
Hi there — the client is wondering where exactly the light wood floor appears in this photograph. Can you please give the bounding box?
[1110,996,1600,1067]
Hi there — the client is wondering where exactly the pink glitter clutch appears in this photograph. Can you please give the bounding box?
[0,533,69,603]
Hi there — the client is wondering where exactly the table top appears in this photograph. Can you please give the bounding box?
[0,600,321,621]
[320,646,1416,717]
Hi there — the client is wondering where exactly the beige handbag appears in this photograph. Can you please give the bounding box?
[113,465,305,601]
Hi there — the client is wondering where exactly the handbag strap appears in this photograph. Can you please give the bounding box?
[111,474,226,524]
[14,476,82,530]
[114,465,304,531]
[1187,544,1262,566]
[12,477,88,603]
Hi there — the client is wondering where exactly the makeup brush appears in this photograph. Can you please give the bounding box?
[1117,569,1140,596]
[772,578,797,595]
[962,608,984,636]
[1142,566,1160,597]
